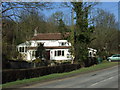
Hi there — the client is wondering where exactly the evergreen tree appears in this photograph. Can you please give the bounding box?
[58,19,69,39]
[35,43,46,59]
[71,2,96,64]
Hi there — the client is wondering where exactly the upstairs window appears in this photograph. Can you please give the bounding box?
[37,43,44,46]
[60,42,66,46]
[37,43,41,46]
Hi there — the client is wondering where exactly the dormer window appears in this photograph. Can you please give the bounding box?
[37,43,41,46]
[60,42,66,46]
[37,42,44,46]
[61,42,64,46]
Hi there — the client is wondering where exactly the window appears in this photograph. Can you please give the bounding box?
[89,52,92,57]
[61,42,64,46]
[62,51,64,56]
[67,54,70,58]
[54,50,64,56]
[32,51,36,57]
[55,51,57,56]
[58,50,61,56]
[37,43,40,46]
[19,47,21,52]
[19,47,24,52]
[113,55,117,57]
[38,43,44,46]
[118,55,120,57]
[25,47,27,52]
[60,42,66,46]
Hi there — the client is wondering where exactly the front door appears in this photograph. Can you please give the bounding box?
[46,50,50,60]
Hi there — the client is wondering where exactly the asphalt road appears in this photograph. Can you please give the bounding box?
[22,65,119,88]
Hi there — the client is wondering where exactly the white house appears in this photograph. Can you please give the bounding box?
[88,47,97,57]
[17,32,72,62]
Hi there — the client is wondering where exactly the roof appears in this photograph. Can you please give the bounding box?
[31,33,70,40]
[28,46,71,50]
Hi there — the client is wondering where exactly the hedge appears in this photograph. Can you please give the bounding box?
[2,64,81,84]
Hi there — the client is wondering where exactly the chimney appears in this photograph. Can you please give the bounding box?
[34,27,38,36]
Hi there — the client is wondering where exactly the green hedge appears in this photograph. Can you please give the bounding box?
[2,64,81,84]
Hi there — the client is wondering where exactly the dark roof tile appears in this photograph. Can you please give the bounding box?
[31,33,70,40]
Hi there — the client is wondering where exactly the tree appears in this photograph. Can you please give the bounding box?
[90,9,119,56]
[35,43,47,66]
[2,8,47,60]
[48,11,64,25]
[2,2,53,21]
[2,19,18,59]
[58,19,69,39]
[71,2,97,64]
[94,9,116,28]
[17,9,47,43]
[35,43,46,59]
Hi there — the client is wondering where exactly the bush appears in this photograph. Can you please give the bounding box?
[2,64,81,84]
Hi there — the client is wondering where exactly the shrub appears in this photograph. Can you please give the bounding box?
[2,64,81,84]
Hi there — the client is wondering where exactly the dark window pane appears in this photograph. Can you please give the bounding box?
[25,47,27,52]
[55,51,57,56]
[58,50,61,56]
[19,47,24,52]
[22,47,24,52]
[62,51,64,56]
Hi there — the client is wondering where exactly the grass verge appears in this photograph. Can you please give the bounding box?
[2,60,118,88]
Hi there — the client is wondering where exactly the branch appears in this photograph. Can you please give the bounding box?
[2,14,21,18]
[2,6,36,14]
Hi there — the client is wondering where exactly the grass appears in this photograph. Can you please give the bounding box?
[2,60,118,88]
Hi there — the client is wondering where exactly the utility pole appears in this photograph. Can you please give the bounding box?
[71,8,75,64]
[118,1,120,54]
[118,1,120,30]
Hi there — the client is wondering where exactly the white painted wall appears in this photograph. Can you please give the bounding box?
[17,40,71,47]
[26,50,36,61]
[17,39,72,61]
[50,49,72,60]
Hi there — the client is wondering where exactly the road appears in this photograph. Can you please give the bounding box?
[22,65,119,88]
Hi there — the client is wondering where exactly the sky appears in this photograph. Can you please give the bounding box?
[42,2,119,23]
[96,2,118,21]
[2,1,119,25]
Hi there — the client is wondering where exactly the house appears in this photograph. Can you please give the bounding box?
[88,48,97,57]
[17,32,72,62]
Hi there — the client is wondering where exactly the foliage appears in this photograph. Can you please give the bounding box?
[90,9,120,56]
[35,43,46,59]
[2,61,117,88]
[48,11,63,25]
[32,58,42,63]
[2,9,57,60]
[2,19,19,59]
[71,2,96,63]
[2,64,80,84]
